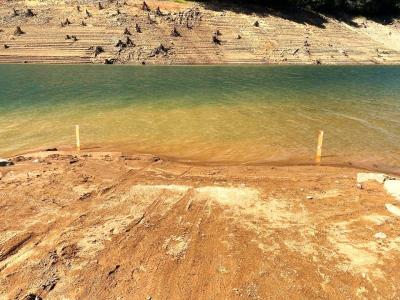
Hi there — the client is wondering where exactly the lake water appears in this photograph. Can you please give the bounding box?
[0,65,399,173]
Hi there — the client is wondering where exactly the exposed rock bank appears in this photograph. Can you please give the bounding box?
[0,0,399,64]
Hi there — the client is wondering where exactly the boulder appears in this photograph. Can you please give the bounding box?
[374,232,387,239]
[357,173,389,184]
[384,180,400,201]
[385,203,400,217]
[0,159,13,167]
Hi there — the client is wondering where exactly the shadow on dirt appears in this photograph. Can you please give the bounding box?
[197,0,399,28]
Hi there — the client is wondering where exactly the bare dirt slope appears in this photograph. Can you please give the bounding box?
[1,151,400,299]
[0,0,399,64]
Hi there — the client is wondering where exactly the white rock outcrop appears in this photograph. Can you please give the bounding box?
[356,173,389,184]
[384,180,400,201]
[385,204,400,217]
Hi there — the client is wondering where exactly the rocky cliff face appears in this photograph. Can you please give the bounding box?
[0,0,399,64]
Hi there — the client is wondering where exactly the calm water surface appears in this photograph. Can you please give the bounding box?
[0,65,399,172]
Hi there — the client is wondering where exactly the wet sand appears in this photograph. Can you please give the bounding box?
[1,150,400,299]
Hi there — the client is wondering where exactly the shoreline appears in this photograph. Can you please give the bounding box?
[5,147,400,176]
[1,62,400,66]
[1,149,400,298]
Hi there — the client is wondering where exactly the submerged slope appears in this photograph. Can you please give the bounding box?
[0,0,399,64]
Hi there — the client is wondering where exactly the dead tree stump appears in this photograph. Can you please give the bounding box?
[25,9,35,17]
[142,1,150,11]
[126,36,135,47]
[11,8,18,17]
[93,46,105,57]
[171,27,181,37]
[14,26,25,36]
[155,7,163,16]
[212,35,221,45]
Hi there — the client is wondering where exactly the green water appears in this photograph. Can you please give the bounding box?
[0,65,399,172]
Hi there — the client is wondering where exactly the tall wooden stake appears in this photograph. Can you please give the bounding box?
[75,125,80,151]
[316,130,324,164]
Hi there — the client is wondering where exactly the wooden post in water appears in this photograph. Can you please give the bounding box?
[315,130,324,164]
[75,125,80,151]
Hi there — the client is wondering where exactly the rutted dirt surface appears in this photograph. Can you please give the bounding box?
[0,0,399,64]
[1,151,400,299]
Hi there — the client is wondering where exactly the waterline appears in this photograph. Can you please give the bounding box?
[1,65,399,172]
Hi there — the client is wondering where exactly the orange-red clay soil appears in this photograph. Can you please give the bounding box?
[0,151,399,299]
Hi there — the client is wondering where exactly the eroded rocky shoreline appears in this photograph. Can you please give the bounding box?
[0,0,399,65]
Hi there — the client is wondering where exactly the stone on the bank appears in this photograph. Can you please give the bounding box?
[374,232,387,239]
[385,203,400,217]
[384,180,400,201]
[0,159,13,167]
[357,173,388,184]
